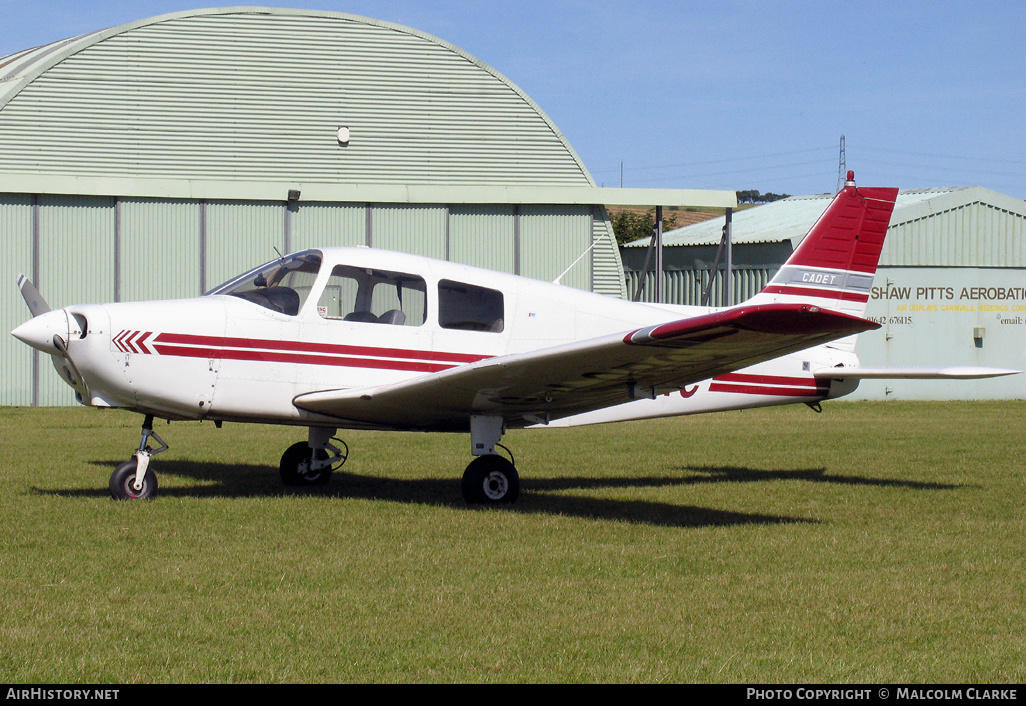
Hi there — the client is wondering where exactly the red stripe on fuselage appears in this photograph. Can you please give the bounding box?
[714,372,822,388]
[152,344,453,373]
[154,332,488,364]
[710,372,828,397]
[709,382,828,397]
[145,332,489,373]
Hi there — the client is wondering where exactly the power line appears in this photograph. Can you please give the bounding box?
[591,145,835,177]
[864,146,1024,166]
[857,157,1024,179]
[621,159,835,186]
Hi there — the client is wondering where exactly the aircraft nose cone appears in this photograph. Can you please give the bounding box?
[11,310,69,355]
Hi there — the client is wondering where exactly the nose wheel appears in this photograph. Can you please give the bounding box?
[109,459,158,500]
[109,415,167,500]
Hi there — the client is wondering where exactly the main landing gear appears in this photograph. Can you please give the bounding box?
[279,426,348,486]
[281,417,521,505]
[109,415,167,500]
[462,453,520,504]
[461,415,520,505]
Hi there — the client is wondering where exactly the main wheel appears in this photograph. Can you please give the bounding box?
[462,454,520,505]
[109,459,158,500]
[279,442,332,486]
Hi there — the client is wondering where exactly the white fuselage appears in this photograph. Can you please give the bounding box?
[19,247,859,429]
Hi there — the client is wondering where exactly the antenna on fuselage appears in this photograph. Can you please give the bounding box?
[553,238,602,285]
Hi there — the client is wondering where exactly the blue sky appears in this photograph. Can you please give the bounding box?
[2,1,1023,198]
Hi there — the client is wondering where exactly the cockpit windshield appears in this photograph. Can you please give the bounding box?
[206,250,322,316]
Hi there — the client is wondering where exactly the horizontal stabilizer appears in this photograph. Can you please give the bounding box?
[813,366,1020,380]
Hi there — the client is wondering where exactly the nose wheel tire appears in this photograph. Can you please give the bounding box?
[462,454,520,505]
[279,441,332,486]
[109,459,158,500]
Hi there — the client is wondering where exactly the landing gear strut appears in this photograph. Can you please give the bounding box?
[279,427,348,486]
[109,415,168,500]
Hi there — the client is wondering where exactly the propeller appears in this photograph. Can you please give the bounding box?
[12,274,66,357]
[17,273,51,317]
[12,275,87,392]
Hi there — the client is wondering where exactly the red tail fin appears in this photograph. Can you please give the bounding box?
[750,172,898,319]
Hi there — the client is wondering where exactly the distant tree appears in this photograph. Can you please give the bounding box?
[609,209,680,246]
[736,189,791,204]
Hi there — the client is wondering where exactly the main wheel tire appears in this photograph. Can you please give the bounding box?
[109,459,158,500]
[279,441,332,486]
[462,454,520,505]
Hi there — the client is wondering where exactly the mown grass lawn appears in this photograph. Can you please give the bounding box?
[1,401,1023,683]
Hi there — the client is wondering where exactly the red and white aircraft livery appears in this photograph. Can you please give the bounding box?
[11,173,1017,504]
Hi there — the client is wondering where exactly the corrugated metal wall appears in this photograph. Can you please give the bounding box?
[449,206,516,273]
[624,199,1026,308]
[120,199,202,301]
[0,194,33,405]
[625,268,771,307]
[884,201,1026,267]
[371,205,448,260]
[590,210,626,298]
[520,205,591,288]
[205,201,286,291]
[36,195,116,405]
[290,203,366,255]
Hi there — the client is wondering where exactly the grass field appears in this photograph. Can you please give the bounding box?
[1,401,1023,683]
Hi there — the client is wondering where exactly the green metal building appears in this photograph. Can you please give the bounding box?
[623,186,1026,399]
[0,6,734,406]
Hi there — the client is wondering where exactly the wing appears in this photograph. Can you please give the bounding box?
[292,303,878,432]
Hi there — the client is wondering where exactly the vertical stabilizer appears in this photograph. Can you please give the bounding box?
[748,172,898,334]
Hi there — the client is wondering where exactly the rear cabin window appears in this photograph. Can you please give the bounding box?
[317,265,426,326]
[438,280,504,333]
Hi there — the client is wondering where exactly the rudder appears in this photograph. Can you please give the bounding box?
[749,171,898,322]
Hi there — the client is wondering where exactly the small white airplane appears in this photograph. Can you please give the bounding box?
[11,173,1017,503]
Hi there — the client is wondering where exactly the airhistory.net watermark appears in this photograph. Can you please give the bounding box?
[6,690,119,701]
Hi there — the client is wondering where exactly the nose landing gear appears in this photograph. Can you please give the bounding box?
[109,415,167,500]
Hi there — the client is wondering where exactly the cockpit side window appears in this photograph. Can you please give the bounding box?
[317,265,427,326]
[438,280,504,332]
[207,251,322,316]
